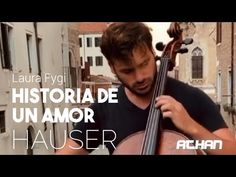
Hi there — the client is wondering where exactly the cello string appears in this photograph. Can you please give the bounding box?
[148,58,169,153]
[141,23,188,154]
[143,57,169,154]
[144,56,165,153]
[142,57,163,153]
[148,58,169,154]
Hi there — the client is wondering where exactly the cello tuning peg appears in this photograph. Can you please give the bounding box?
[182,38,193,45]
[155,42,165,51]
[155,56,161,61]
[176,48,188,54]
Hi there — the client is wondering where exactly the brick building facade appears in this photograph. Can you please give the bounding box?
[216,22,236,133]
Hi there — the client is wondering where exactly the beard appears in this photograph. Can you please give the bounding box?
[116,72,156,97]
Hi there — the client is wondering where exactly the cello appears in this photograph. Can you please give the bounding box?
[113,22,196,155]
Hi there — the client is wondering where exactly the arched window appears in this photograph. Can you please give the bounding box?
[192,47,203,79]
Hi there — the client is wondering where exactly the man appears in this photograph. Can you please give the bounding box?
[57,22,236,155]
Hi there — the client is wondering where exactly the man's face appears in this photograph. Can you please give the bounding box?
[110,45,156,96]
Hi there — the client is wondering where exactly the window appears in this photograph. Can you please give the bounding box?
[216,22,222,44]
[79,38,82,47]
[94,37,101,47]
[191,47,203,79]
[52,123,57,152]
[217,72,221,102]
[228,70,232,104]
[87,56,93,66]
[86,37,92,47]
[0,111,6,133]
[80,56,83,66]
[174,69,179,80]
[69,52,77,88]
[0,23,12,70]
[34,37,41,74]
[95,56,103,66]
[27,126,34,155]
[26,33,33,73]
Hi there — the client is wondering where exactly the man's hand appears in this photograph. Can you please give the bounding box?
[155,95,197,134]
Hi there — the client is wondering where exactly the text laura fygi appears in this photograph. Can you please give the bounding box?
[12,73,66,86]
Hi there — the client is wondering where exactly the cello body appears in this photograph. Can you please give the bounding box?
[113,130,197,155]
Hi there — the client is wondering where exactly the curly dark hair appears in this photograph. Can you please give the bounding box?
[100,22,154,64]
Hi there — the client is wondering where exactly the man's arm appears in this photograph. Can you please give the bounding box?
[187,122,236,154]
[156,95,236,154]
[213,128,236,154]
[56,139,89,155]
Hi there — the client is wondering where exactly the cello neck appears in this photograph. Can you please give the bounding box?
[141,57,170,155]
